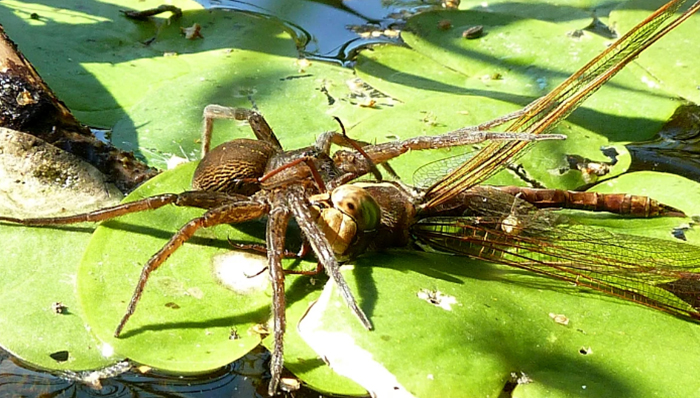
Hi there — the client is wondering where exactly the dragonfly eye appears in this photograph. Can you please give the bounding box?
[330,185,381,232]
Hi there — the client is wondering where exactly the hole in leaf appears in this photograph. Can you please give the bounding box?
[49,350,69,362]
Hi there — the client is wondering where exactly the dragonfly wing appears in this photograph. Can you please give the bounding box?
[412,152,476,189]
[411,214,700,320]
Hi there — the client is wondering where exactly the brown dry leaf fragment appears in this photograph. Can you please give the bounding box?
[359,98,377,108]
[181,23,203,40]
[437,20,452,30]
[462,25,484,39]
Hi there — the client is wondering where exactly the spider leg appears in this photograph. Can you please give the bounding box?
[315,121,383,182]
[283,261,323,276]
[333,128,566,180]
[0,191,246,226]
[260,155,328,193]
[320,131,401,181]
[286,185,372,330]
[113,199,269,337]
[265,192,292,396]
[228,237,322,277]
[325,108,529,183]
[227,240,304,259]
[474,108,526,130]
[202,105,283,156]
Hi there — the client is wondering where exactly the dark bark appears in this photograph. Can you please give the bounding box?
[0,25,158,193]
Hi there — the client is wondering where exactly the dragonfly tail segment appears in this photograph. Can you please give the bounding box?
[494,186,686,218]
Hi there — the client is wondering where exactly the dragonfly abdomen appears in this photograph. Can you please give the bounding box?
[494,187,684,217]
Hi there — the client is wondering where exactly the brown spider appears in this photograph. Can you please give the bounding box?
[0,104,562,394]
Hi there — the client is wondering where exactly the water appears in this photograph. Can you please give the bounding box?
[0,345,337,398]
[0,346,266,397]
[197,0,449,63]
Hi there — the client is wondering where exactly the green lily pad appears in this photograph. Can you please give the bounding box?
[460,0,595,25]
[0,0,379,170]
[356,7,690,190]
[0,0,207,126]
[0,130,123,371]
[296,250,700,397]
[268,266,370,396]
[402,11,596,98]
[611,0,700,104]
[115,49,370,170]
[0,223,119,371]
[77,162,275,372]
[360,8,683,120]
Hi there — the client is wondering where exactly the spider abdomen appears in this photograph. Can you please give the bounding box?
[192,138,276,196]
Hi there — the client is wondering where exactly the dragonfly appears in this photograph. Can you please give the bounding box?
[313,181,700,320]
[308,0,700,321]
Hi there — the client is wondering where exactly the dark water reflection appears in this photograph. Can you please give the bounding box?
[197,0,448,62]
[0,346,328,398]
[627,105,700,181]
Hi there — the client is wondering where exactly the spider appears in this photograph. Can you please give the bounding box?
[0,104,562,394]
